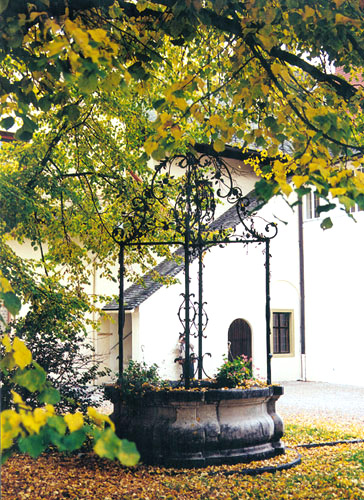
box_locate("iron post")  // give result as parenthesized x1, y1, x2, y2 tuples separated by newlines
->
(265, 239, 272, 385)
(118, 242, 125, 383)
(197, 243, 203, 379)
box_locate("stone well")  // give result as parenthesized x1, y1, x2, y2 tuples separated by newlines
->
(107, 385, 285, 467)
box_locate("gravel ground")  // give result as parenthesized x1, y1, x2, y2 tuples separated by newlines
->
(276, 381, 364, 424)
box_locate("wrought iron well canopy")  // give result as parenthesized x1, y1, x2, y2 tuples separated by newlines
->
(112, 152, 278, 389)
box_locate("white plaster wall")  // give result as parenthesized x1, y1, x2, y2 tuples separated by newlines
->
(97, 311, 133, 381)
(264, 196, 302, 382)
(137, 278, 185, 380)
(303, 210, 364, 386)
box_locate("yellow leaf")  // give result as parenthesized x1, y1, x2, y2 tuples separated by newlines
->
(271, 62, 282, 76)
(44, 18, 61, 34)
(93, 435, 108, 457)
(33, 408, 47, 427)
(160, 112, 172, 124)
(174, 97, 187, 111)
(29, 11, 46, 21)
(330, 187, 346, 196)
(136, 0, 148, 12)
(64, 18, 77, 33)
(278, 180, 293, 196)
(171, 126, 183, 141)
(47, 40, 68, 57)
(68, 51, 80, 72)
(303, 5, 315, 20)
(0, 276, 13, 293)
(213, 139, 225, 153)
(12, 337, 32, 369)
(1, 410, 22, 450)
(88, 28, 107, 43)
(209, 115, 221, 127)
(64, 412, 84, 432)
(44, 404, 55, 416)
(292, 175, 309, 188)
(1, 334, 12, 352)
(144, 140, 159, 156)
(335, 14, 361, 27)
(11, 391, 24, 405)
(73, 28, 90, 48)
(87, 407, 115, 431)
(257, 34, 274, 51)
(22, 414, 43, 434)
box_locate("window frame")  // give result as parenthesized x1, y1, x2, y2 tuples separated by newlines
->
(305, 191, 321, 220)
(271, 310, 295, 358)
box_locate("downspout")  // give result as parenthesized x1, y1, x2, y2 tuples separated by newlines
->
(92, 263, 96, 365)
(298, 204, 307, 381)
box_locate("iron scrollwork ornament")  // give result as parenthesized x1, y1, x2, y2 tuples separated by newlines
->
(116, 152, 278, 388)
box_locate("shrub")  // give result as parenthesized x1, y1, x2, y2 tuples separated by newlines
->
(1, 316, 110, 414)
(215, 355, 254, 388)
(117, 360, 161, 402)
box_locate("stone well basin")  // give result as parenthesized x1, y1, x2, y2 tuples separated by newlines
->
(107, 385, 285, 467)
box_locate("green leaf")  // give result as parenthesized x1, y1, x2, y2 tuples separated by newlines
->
(338, 195, 355, 212)
(18, 434, 47, 458)
(1, 449, 12, 465)
(0, 0, 9, 14)
(152, 98, 165, 110)
(264, 116, 279, 132)
(13, 366, 47, 392)
(255, 178, 278, 201)
(128, 62, 147, 81)
(93, 427, 140, 465)
(38, 386, 61, 404)
(0, 116, 14, 130)
(320, 217, 333, 230)
(62, 429, 86, 451)
(38, 97, 51, 112)
(118, 439, 140, 466)
(151, 147, 166, 161)
(47, 416, 67, 435)
(15, 127, 33, 142)
(0, 291, 21, 316)
(0, 353, 15, 371)
(63, 104, 81, 122)
(78, 73, 98, 94)
(316, 203, 336, 215)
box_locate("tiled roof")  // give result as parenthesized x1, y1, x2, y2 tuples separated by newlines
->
(103, 188, 260, 311)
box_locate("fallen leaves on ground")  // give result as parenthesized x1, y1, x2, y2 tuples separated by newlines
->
(2, 417, 363, 500)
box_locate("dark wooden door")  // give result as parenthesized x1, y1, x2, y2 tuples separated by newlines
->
(228, 318, 252, 361)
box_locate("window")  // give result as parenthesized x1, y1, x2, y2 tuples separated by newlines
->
(350, 203, 364, 213)
(272, 312, 292, 355)
(305, 191, 320, 219)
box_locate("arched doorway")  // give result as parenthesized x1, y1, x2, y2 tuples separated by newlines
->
(228, 318, 252, 361)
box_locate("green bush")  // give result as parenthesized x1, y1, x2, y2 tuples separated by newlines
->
(118, 360, 161, 402)
(215, 355, 254, 388)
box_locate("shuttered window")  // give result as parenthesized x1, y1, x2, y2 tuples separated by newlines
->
(273, 312, 291, 354)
